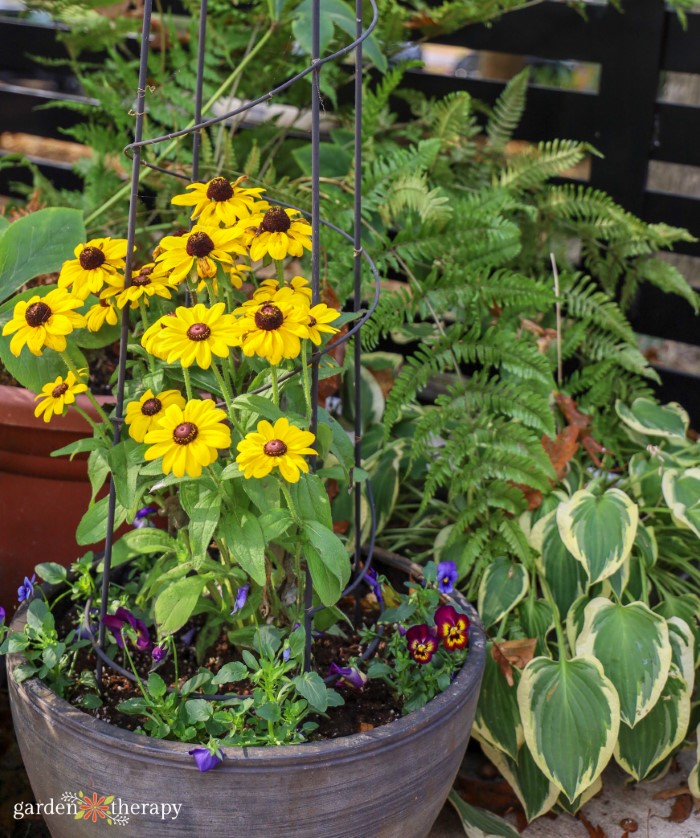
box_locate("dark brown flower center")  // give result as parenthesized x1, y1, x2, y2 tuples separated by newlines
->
(79, 246, 106, 270)
(141, 397, 162, 416)
(186, 231, 215, 258)
(173, 422, 198, 445)
(132, 267, 153, 287)
(187, 323, 211, 341)
(263, 439, 287, 457)
(308, 315, 317, 327)
(52, 383, 69, 398)
(99, 299, 111, 308)
(261, 206, 291, 234)
(25, 301, 52, 327)
(254, 304, 284, 331)
(206, 177, 234, 202)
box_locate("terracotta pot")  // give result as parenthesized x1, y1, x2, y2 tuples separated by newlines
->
(7, 557, 486, 838)
(0, 384, 113, 602)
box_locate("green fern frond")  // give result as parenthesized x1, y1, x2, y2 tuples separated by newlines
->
(486, 68, 530, 151)
(499, 140, 591, 191)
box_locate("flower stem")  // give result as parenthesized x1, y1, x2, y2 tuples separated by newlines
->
(211, 361, 234, 413)
(138, 301, 157, 374)
(73, 405, 110, 443)
(300, 341, 311, 423)
(59, 352, 111, 426)
(182, 365, 194, 402)
(275, 259, 286, 284)
(280, 481, 301, 527)
(271, 364, 279, 406)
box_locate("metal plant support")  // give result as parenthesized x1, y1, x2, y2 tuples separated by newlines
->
(90, 0, 382, 689)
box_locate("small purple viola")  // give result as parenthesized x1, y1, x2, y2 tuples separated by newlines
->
(282, 648, 291, 662)
(188, 746, 224, 772)
(17, 575, 36, 603)
(0, 606, 5, 624)
(152, 644, 167, 663)
(436, 561, 458, 594)
(364, 567, 383, 602)
(102, 607, 152, 652)
(181, 627, 196, 645)
(230, 584, 250, 615)
(133, 506, 157, 529)
(328, 662, 367, 690)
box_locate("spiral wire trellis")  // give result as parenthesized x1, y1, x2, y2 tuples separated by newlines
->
(90, 0, 384, 694)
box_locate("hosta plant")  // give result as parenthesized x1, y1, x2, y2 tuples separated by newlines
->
(471, 397, 700, 821)
(0, 177, 474, 759)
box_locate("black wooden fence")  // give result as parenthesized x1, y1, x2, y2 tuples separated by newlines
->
(1, 1, 699, 419)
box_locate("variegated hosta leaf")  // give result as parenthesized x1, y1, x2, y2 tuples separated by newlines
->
(614, 667, 691, 781)
(517, 656, 620, 803)
(616, 398, 689, 441)
(603, 556, 630, 600)
(478, 557, 529, 629)
(555, 775, 603, 815)
(634, 523, 658, 569)
(536, 514, 588, 618)
(667, 617, 695, 694)
(628, 452, 663, 506)
(480, 741, 559, 823)
(655, 594, 700, 669)
(688, 723, 700, 799)
(565, 595, 589, 652)
(575, 599, 672, 727)
(557, 488, 638, 584)
(518, 598, 554, 656)
(447, 791, 520, 838)
(473, 643, 523, 761)
(662, 468, 700, 539)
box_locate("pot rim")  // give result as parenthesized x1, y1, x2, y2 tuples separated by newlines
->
(7, 556, 486, 771)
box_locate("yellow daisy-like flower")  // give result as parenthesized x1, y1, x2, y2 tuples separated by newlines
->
(85, 298, 119, 332)
(171, 176, 269, 226)
(2, 288, 86, 357)
(236, 418, 316, 483)
(141, 314, 172, 360)
(103, 264, 179, 309)
(124, 388, 186, 443)
(232, 299, 310, 366)
(148, 302, 239, 369)
(305, 303, 341, 345)
(245, 276, 312, 309)
(33, 369, 88, 423)
(144, 399, 231, 478)
(234, 206, 312, 263)
(57, 237, 129, 300)
(154, 225, 247, 284)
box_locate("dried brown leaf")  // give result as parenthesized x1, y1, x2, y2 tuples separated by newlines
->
(668, 794, 693, 823)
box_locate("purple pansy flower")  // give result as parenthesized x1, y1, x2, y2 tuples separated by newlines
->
(328, 662, 368, 690)
(436, 561, 458, 594)
(230, 584, 250, 615)
(17, 575, 36, 603)
(102, 607, 152, 652)
(406, 624, 438, 665)
(188, 747, 224, 772)
(133, 506, 157, 529)
(364, 567, 383, 602)
(152, 645, 167, 663)
(0, 606, 5, 624)
(283, 648, 291, 662)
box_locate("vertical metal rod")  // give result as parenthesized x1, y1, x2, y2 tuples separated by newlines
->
(191, 0, 208, 184)
(303, 0, 321, 673)
(353, 0, 364, 594)
(96, 0, 153, 685)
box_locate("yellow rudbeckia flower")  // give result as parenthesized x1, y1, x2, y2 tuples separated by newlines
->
(144, 399, 231, 478)
(33, 370, 88, 423)
(234, 206, 312, 263)
(244, 276, 312, 310)
(2, 288, 86, 357)
(171, 176, 268, 226)
(305, 303, 341, 345)
(232, 299, 309, 365)
(104, 264, 179, 309)
(236, 417, 316, 483)
(125, 388, 186, 443)
(85, 299, 119, 332)
(149, 302, 239, 369)
(57, 237, 129, 300)
(154, 225, 247, 284)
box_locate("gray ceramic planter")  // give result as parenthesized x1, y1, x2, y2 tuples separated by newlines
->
(8, 558, 486, 838)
